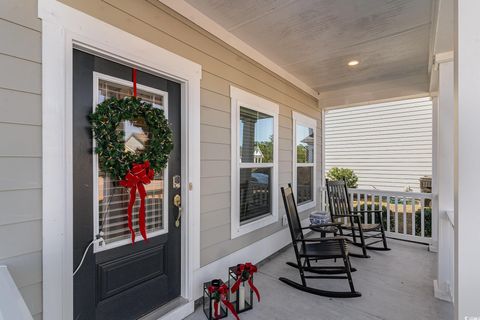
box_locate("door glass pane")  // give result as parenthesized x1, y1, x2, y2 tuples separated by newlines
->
(297, 166, 313, 205)
(97, 79, 166, 245)
(240, 107, 274, 163)
(239, 167, 272, 223)
(296, 124, 314, 163)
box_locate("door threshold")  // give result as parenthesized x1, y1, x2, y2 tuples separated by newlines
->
(139, 297, 193, 320)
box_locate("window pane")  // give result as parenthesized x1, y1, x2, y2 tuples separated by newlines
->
(240, 167, 272, 223)
(240, 107, 274, 163)
(296, 124, 314, 163)
(98, 172, 164, 244)
(97, 79, 165, 245)
(297, 166, 313, 205)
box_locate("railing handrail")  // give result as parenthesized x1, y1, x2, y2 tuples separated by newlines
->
(348, 188, 433, 199)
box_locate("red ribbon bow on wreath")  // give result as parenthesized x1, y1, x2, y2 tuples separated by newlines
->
(119, 160, 155, 243)
(208, 283, 239, 320)
(231, 262, 260, 303)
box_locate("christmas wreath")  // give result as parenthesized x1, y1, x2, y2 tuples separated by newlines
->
(90, 96, 173, 180)
(90, 96, 173, 243)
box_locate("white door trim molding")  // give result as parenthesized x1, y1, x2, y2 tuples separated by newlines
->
(39, 1, 201, 319)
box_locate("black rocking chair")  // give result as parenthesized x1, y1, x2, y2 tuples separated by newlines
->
(279, 186, 361, 298)
(326, 179, 390, 258)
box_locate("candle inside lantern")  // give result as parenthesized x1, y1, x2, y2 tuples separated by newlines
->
(211, 299, 216, 316)
(210, 279, 221, 317)
(239, 282, 245, 310)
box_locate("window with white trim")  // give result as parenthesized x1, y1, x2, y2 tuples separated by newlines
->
(231, 86, 279, 238)
(292, 111, 317, 211)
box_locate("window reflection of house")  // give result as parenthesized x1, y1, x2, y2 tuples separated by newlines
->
(300, 133, 314, 163)
(253, 145, 264, 163)
(125, 132, 148, 153)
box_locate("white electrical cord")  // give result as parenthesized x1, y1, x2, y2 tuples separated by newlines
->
(73, 232, 104, 276)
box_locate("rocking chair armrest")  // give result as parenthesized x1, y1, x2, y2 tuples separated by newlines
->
(298, 236, 347, 243)
(331, 213, 362, 218)
(352, 209, 383, 214)
(301, 222, 342, 230)
(353, 209, 384, 219)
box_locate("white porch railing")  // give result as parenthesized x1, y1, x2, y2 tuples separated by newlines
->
(321, 187, 436, 245)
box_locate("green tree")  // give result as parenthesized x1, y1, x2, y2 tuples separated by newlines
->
(327, 167, 358, 188)
(257, 135, 273, 162)
(296, 145, 307, 163)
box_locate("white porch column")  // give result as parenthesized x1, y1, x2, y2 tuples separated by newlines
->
(433, 58, 455, 302)
(455, 1, 480, 318)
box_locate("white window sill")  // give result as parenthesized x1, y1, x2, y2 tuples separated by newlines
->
(297, 200, 317, 213)
(231, 213, 277, 239)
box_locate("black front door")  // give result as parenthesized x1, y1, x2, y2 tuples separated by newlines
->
(72, 49, 182, 320)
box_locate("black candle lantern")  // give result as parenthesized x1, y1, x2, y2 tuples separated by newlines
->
(203, 279, 227, 319)
(228, 264, 257, 313)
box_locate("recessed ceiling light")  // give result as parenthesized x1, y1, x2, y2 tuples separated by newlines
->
(348, 60, 359, 66)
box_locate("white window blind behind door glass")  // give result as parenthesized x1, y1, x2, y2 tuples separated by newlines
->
(95, 78, 168, 248)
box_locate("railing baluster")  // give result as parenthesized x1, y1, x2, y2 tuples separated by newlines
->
(363, 193, 367, 223)
(395, 197, 399, 233)
(421, 198, 425, 238)
(356, 192, 360, 211)
(349, 192, 354, 225)
(372, 194, 376, 224)
(386, 196, 390, 232)
(411, 198, 416, 236)
(403, 196, 407, 234)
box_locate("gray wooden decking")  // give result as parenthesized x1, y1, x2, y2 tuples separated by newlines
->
(186, 239, 453, 320)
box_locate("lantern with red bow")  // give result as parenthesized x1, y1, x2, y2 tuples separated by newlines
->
(203, 279, 239, 320)
(229, 263, 260, 313)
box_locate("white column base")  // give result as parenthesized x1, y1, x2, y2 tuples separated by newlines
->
(433, 279, 453, 303)
(429, 241, 439, 253)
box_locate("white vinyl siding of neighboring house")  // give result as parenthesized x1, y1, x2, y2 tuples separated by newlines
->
(0, 0, 43, 319)
(325, 98, 432, 192)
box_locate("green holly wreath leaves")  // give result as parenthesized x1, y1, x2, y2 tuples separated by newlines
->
(90, 96, 173, 180)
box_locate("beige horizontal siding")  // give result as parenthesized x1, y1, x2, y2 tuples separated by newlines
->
(325, 99, 432, 191)
(0, 19, 41, 63)
(0, 88, 41, 125)
(0, 0, 42, 318)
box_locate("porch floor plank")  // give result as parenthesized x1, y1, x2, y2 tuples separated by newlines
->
(186, 239, 453, 320)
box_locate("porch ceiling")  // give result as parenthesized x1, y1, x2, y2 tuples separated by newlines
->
(184, 0, 434, 94)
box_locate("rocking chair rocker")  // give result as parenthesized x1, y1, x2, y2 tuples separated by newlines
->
(326, 179, 390, 258)
(279, 186, 361, 298)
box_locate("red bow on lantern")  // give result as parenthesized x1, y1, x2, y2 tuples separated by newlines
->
(119, 160, 155, 243)
(231, 262, 260, 303)
(208, 283, 239, 320)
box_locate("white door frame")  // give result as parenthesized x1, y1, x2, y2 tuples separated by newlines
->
(38, 1, 201, 319)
